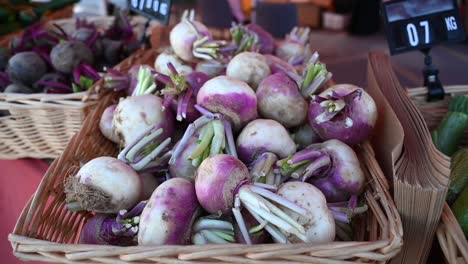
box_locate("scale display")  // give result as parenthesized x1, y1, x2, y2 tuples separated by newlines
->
(129, 0, 172, 25)
(382, 0, 465, 54)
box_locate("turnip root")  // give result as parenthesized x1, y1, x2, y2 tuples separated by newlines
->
(277, 139, 365, 202)
(195, 154, 309, 244)
(236, 119, 296, 165)
(276, 27, 311, 64)
(154, 51, 193, 76)
(99, 104, 119, 143)
(64, 157, 142, 213)
(6, 51, 47, 86)
(170, 9, 226, 62)
(256, 72, 308, 128)
(192, 217, 235, 244)
(50, 41, 94, 74)
(79, 201, 147, 246)
(245, 24, 275, 54)
(138, 178, 200, 245)
(226, 52, 270, 90)
(277, 182, 335, 243)
(113, 94, 174, 147)
(308, 84, 377, 145)
(197, 75, 257, 131)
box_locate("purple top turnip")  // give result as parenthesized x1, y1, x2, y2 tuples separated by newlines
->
(195, 60, 225, 78)
(195, 154, 310, 244)
(169, 9, 226, 62)
(6, 51, 47, 86)
(169, 134, 199, 179)
(291, 123, 322, 149)
(197, 75, 257, 131)
(79, 201, 147, 246)
(256, 72, 308, 128)
(229, 24, 275, 55)
(138, 178, 200, 245)
(113, 94, 174, 147)
(236, 119, 296, 165)
(277, 139, 365, 202)
(64, 157, 142, 213)
(226, 52, 270, 90)
(276, 27, 311, 64)
(50, 41, 94, 74)
(308, 84, 377, 145)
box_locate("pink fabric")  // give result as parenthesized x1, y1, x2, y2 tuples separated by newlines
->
(228, 0, 246, 22)
(0, 159, 49, 264)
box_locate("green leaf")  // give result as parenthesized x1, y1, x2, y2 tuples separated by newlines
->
(79, 76, 95, 90)
(72, 83, 81, 93)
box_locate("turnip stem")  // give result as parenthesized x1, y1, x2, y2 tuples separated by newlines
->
(291, 166, 307, 179)
(169, 115, 211, 164)
(190, 123, 214, 160)
(302, 155, 331, 181)
(288, 149, 323, 164)
(240, 192, 294, 232)
(125, 128, 163, 163)
(249, 220, 268, 233)
(247, 209, 289, 244)
(266, 170, 275, 185)
(194, 104, 216, 119)
(303, 74, 326, 97)
(176, 97, 183, 121)
(167, 62, 178, 76)
(200, 230, 230, 244)
(253, 182, 277, 191)
(132, 137, 171, 171)
(330, 209, 350, 223)
(193, 219, 233, 232)
(211, 230, 235, 242)
(232, 205, 252, 245)
(240, 188, 305, 234)
(329, 204, 368, 215)
(210, 120, 225, 155)
(125, 201, 147, 218)
(251, 152, 277, 179)
(181, 87, 192, 119)
(222, 118, 237, 158)
(248, 185, 307, 215)
(192, 233, 208, 245)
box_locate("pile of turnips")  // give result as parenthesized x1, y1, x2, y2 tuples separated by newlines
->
(67, 11, 377, 246)
(0, 11, 140, 95)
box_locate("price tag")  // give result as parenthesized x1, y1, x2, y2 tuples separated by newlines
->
(129, 0, 172, 25)
(381, 0, 466, 54)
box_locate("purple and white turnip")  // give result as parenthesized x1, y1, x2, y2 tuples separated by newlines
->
(308, 84, 377, 145)
(226, 52, 270, 90)
(138, 178, 200, 245)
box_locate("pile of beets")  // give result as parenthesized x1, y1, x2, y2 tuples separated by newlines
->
(66, 10, 378, 246)
(0, 11, 140, 94)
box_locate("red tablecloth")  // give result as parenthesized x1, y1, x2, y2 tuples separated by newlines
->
(0, 159, 49, 264)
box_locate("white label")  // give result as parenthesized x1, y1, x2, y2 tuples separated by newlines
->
(153, 0, 160, 12)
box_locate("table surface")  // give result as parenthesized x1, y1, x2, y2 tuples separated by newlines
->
(1, 159, 48, 264)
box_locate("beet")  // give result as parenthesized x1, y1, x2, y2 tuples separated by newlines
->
(50, 41, 94, 74)
(6, 52, 47, 86)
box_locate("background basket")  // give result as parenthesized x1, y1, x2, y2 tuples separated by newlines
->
(8, 47, 402, 263)
(0, 15, 150, 159)
(408, 85, 468, 264)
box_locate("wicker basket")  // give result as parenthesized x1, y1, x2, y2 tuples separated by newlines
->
(0, 16, 149, 159)
(8, 49, 402, 263)
(408, 85, 468, 264)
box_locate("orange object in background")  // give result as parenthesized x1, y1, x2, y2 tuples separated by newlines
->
(242, 0, 253, 18)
